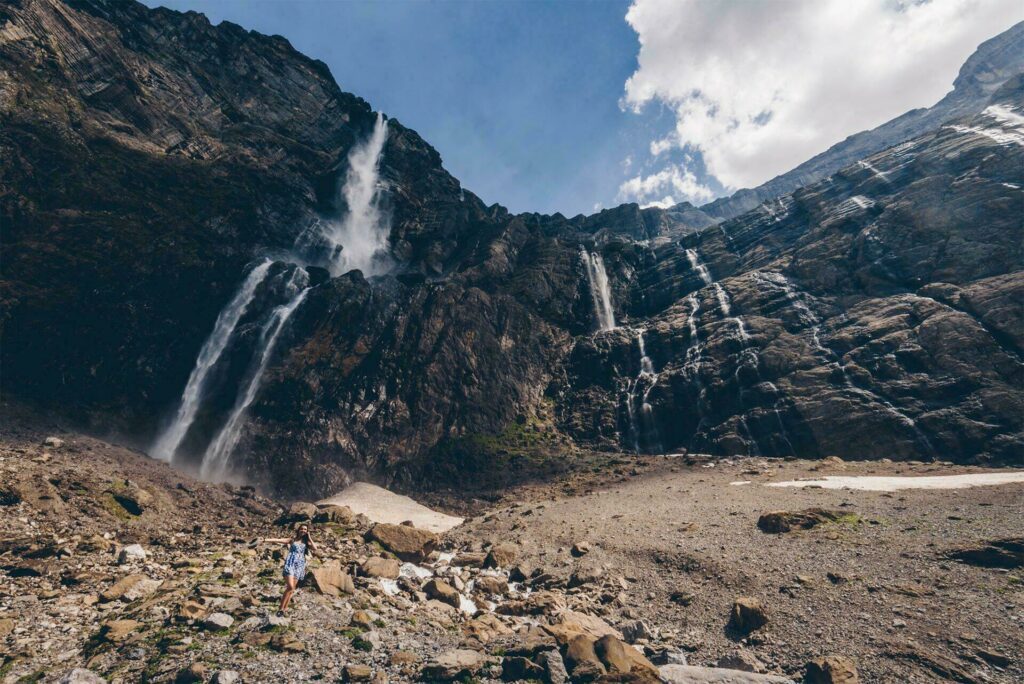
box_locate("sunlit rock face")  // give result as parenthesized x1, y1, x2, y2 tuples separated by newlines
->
(2, 1, 1021, 496)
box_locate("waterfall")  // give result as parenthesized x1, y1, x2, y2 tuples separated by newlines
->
(685, 248, 713, 286)
(624, 329, 662, 453)
(200, 267, 310, 481)
(581, 249, 616, 331)
(150, 259, 273, 463)
(323, 113, 390, 276)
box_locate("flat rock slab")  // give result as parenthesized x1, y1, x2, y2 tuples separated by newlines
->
(766, 472, 1024, 491)
(319, 482, 463, 533)
(660, 665, 796, 684)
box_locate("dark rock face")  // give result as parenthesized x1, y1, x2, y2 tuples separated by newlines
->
(1, 0, 1022, 496)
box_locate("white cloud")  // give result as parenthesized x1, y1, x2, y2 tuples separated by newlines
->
(618, 164, 715, 207)
(622, 0, 1024, 192)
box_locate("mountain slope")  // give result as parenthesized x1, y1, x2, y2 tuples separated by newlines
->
(698, 21, 1024, 222)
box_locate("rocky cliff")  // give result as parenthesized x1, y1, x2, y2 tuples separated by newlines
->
(2, 0, 1022, 497)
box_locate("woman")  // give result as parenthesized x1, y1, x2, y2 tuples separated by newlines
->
(262, 524, 318, 615)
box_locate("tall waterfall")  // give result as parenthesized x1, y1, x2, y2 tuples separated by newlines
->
(685, 248, 713, 285)
(581, 249, 616, 331)
(624, 329, 662, 453)
(200, 267, 310, 481)
(325, 113, 390, 276)
(150, 259, 273, 463)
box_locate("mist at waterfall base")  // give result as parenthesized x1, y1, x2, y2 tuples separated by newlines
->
(149, 115, 391, 483)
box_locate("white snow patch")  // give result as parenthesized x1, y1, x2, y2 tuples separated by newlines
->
(730, 481, 752, 486)
(767, 472, 1024, 492)
(318, 482, 463, 533)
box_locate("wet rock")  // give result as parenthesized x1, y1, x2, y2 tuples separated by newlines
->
(361, 556, 400, 578)
(309, 559, 356, 596)
(484, 542, 518, 568)
(58, 669, 106, 684)
(424, 578, 461, 608)
(117, 544, 147, 564)
(729, 598, 769, 634)
(805, 656, 859, 684)
(366, 523, 438, 562)
(757, 509, 845, 534)
(202, 612, 234, 631)
(421, 649, 489, 680)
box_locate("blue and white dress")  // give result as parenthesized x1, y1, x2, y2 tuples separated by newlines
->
(282, 540, 308, 580)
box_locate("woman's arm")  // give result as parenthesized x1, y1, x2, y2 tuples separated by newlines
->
(260, 537, 291, 544)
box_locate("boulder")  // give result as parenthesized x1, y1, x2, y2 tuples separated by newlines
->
(571, 541, 592, 557)
(595, 635, 659, 678)
(101, 619, 141, 644)
(757, 509, 845, 534)
(58, 670, 106, 684)
(202, 612, 234, 631)
(43, 436, 65, 449)
(564, 634, 606, 680)
(315, 504, 355, 525)
(0, 618, 14, 637)
(117, 544, 147, 564)
(424, 578, 461, 608)
(805, 656, 859, 684)
(366, 523, 438, 561)
(538, 649, 569, 684)
(211, 672, 239, 684)
(463, 613, 512, 645)
(343, 664, 373, 682)
(361, 556, 400, 579)
(100, 574, 153, 602)
(659, 665, 796, 683)
(421, 649, 488, 680)
(483, 542, 519, 568)
(502, 656, 545, 681)
(717, 650, 767, 674)
(309, 560, 356, 596)
(729, 597, 769, 634)
(351, 610, 377, 629)
(283, 501, 318, 522)
(175, 663, 207, 683)
(453, 551, 488, 567)
(474, 575, 509, 595)
(270, 633, 305, 652)
(621, 619, 653, 643)
(110, 484, 153, 515)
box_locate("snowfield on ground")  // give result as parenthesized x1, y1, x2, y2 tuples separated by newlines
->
(766, 471, 1024, 491)
(318, 482, 464, 533)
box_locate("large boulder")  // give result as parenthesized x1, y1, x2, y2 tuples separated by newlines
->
(729, 597, 769, 634)
(101, 574, 160, 602)
(423, 578, 461, 609)
(805, 656, 859, 684)
(315, 504, 355, 525)
(484, 542, 518, 568)
(564, 634, 606, 681)
(366, 523, 438, 562)
(757, 509, 845, 534)
(595, 634, 659, 679)
(659, 665, 796, 683)
(421, 649, 489, 681)
(309, 560, 355, 596)
(360, 556, 401, 578)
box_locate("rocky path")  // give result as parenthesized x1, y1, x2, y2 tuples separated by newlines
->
(0, 413, 1021, 683)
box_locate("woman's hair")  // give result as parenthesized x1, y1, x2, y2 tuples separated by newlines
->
(294, 525, 310, 543)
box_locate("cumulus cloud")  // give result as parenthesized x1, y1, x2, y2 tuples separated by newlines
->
(620, 0, 1024, 195)
(617, 164, 715, 207)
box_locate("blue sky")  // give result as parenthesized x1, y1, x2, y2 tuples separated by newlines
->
(145, 0, 671, 216)
(144, 1, 1022, 217)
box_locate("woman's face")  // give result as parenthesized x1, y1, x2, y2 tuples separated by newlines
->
(298, 526, 308, 538)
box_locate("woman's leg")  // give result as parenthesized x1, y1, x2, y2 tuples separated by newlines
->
(279, 575, 298, 611)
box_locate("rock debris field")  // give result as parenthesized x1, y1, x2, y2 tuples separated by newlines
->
(1, 416, 1021, 683)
